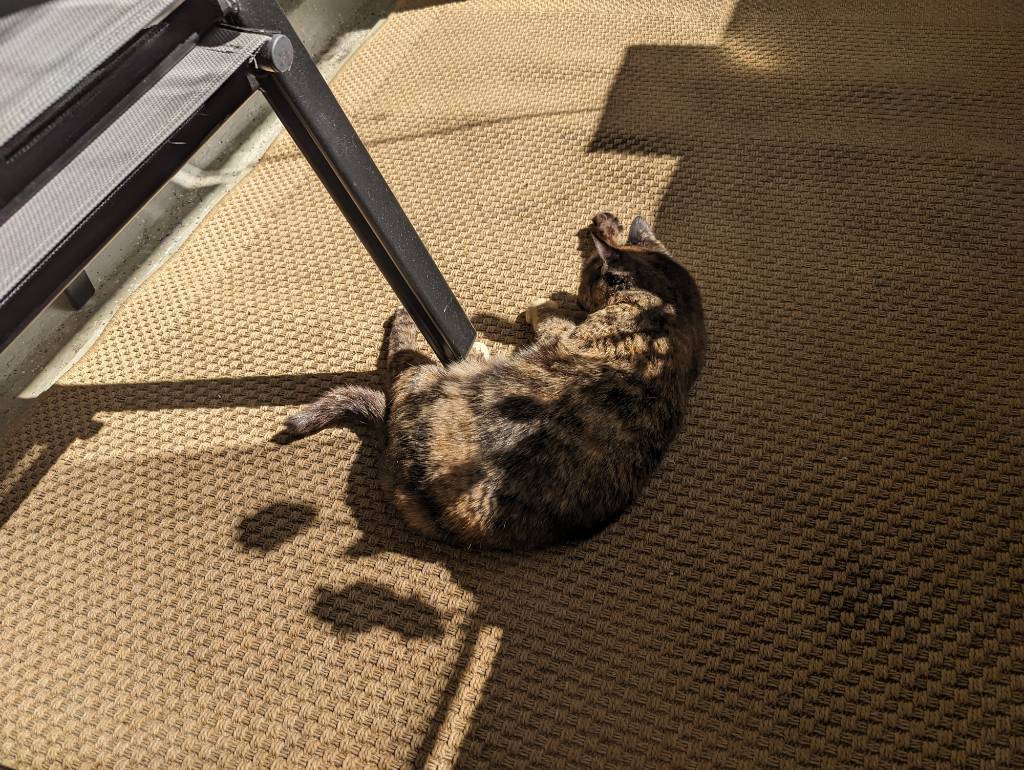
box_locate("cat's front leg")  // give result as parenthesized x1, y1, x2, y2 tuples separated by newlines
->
(592, 211, 625, 246)
(465, 340, 492, 361)
(525, 296, 585, 339)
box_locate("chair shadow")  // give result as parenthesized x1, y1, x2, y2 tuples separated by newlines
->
(237, 501, 318, 552)
(0, 370, 381, 530)
(312, 582, 445, 638)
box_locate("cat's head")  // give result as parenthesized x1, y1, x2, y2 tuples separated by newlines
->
(577, 215, 697, 314)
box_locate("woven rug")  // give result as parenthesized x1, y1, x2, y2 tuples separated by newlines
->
(2, 1, 1022, 766)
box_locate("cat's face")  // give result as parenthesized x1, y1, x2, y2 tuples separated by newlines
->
(577, 216, 671, 312)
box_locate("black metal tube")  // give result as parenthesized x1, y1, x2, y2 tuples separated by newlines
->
(232, 0, 475, 364)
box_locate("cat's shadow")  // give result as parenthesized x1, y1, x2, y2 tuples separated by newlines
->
(471, 290, 583, 349)
(469, 311, 526, 347)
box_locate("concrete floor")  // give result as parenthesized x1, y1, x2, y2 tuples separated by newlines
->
(0, 0, 393, 426)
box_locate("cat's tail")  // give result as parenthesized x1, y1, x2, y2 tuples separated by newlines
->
(282, 385, 386, 437)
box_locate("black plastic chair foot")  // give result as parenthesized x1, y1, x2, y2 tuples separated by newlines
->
(64, 271, 95, 310)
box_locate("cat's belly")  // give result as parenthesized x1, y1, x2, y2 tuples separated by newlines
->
(386, 357, 684, 548)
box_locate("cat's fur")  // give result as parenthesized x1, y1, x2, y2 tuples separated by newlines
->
(283, 212, 706, 549)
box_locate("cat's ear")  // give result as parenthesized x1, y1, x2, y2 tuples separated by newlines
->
(627, 216, 657, 245)
(591, 233, 617, 265)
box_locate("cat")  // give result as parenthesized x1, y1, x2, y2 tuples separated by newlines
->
(282, 212, 706, 550)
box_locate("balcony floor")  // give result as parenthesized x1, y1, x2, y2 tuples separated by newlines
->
(1, 1, 1022, 767)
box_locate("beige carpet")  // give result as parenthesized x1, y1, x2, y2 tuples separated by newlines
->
(2, 1, 1023, 767)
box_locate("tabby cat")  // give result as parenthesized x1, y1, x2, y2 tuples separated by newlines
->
(283, 212, 706, 549)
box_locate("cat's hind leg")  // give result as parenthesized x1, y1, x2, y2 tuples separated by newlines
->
(284, 308, 429, 438)
(390, 306, 491, 369)
(386, 308, 433, 385)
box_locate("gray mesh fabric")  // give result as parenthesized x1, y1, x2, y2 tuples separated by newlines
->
(0, 30, 266, 307)
(0, 0, 182, 148)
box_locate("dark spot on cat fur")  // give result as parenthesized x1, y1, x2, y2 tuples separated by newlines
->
(553, 404, 586, 435)
(495, 394, 545, 421)
(603, 386, 640, 422)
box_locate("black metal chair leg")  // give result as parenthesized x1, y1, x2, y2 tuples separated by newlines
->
(233, 0, 476, 365)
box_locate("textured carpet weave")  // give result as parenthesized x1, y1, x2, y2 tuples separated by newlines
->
(2, 1, 1022, 767)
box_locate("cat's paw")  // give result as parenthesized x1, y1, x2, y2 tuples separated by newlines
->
(390, 306, 413, 327)
(524, 296, 558, 329)
(592, 211, 624, 245)
(467, 340, 492, 361)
